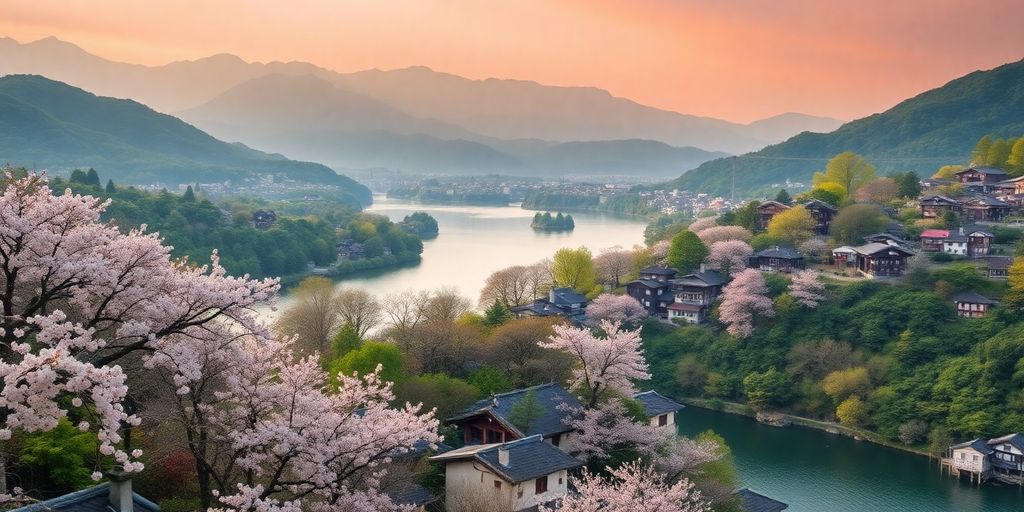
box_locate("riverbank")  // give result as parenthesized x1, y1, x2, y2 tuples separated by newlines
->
(679, 397, 935, 459)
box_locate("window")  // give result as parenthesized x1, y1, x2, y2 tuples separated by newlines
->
(494, 480, 502, 489)
(469, 427, 483, 444)
(487, 429, 503, 444)
(535, 476, 549, 494)
(551, 433, 561, 447)
(658, 414, 668, 427)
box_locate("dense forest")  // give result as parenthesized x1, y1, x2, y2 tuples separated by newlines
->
(531, 211, 575, 231)
(57, 170, 424, 279)
(523, 191, 657, 216)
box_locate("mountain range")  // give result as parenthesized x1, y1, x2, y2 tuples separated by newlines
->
(667, 58, 1024, 197)
(0, 36, 843, 177)
(0, 74, 371, 206)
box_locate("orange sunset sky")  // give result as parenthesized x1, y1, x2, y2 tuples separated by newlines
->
(2, 0, 1023, 123)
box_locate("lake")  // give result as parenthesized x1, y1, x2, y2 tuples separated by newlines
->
(678, 406, 1024, 512)
(333, 196, 649, 302)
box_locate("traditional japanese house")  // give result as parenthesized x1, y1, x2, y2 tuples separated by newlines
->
(510, 288, 587, 323)
(633, 390, 684, 430)
(947, 439, 993, 484)
(984, 256, 1013, 279)
(9, 470, 160, 512)
(952, 291, 997, 318)
(802, 199, 838, 235)
(959, 195, 1014, 222)
(919, 195, 960, 218)
(996, 176, 1024, 205)
(850, 243, 915, 277)
(756, 201, 790, 231)
(965, 227, 994, 257)
(955, 166, 1009, 192)
(667, 269, 727, 324)
(988, 433, 1024, 480)
(919, 229, 949, 252)
(748, 246, 804, 273)
(447, 383, 582, 449)
(626, 267, 678, 317)
(831, 246, 857, 268)
(863, 232, 911, 248)
(430, 435, 582, 512)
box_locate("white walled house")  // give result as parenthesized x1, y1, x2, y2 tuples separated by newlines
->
(950, 439, 993, 474)
(988, 433, 1024, 476)
(633, 390, 684, 430)
(430, 435, 582, 512)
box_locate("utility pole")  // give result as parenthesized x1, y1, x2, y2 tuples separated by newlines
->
(731, 156, 736, 204)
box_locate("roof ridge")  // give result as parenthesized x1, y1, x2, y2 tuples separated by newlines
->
(489, 382, 558, 399)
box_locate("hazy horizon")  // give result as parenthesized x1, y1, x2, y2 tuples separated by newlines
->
(3, 0, 1023, 124)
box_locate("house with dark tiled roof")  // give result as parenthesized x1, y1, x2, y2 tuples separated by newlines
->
(756, 201, 790, 231)
(430, 435, 583, 512)
(949, 438, 994, 476)
(801, 199, 837, 235)
(748, 246, 804, 273)
(626, 267, 678, 317)
(667, 269, 727, 324)
(510, 288, 587, 323)
(10, 470, 159, 512)
(953, 291, 998, 318)
(944, 433, 1024, 485)
(850, 243, 915, 277)
(447, 383, 582, 449)
(984, 256, 1013, 279)
(956, 166, 1009, 193)
(735, 488, 789, 512)
(919, 195, 960, 218)
(633, 390, 684, 430)
(959, 194, 1014, 222)
(863, 232, 911, 248)
(988, 433, 1024, 477)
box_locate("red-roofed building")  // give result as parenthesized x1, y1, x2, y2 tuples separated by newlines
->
(920, 229, 949, 252)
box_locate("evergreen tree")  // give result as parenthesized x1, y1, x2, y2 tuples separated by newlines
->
(666, 230, 709, 273)
(105, 179, 117, 194)
(84, 168, 101, 187)
(507, 390, 544, 433)
(69, 169, 87, 184)
(484, 300, 513, 326)
(972, 135, 993, 165)
(183, 185, 196, 202)
(774, 189, 792, 204)
(894, 171, 921, 198)
(330, 322, 362, 360)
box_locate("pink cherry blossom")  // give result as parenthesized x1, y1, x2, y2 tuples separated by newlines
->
(539, 321, 650, 408)
(696, 226, 752, 245)
(541, 461, 710, 512)
(789, 269, 826, 308)
(706, 240, 753, 276)
(718, 269, 775, 338)
(585, 294, 647, 327)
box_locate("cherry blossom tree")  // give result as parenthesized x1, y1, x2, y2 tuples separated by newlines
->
(705, 241, 753, 276)
(542, 461, 710, 512)
(585, 294, 647, 327)
(789, 270, 826, 308)
(687, 217, 719, 234)
(594, 249, 635, 288)
(718, 269, 775, 338)
(649, 240, 671, 266)
(539, 321, 650, 408)
(695, 226, 752, 246)
(0, 174, 439, 510)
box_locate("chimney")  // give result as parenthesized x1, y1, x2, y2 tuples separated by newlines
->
(498, 447, 510, 466)
(699, 263, 706, 273)
(106, 467, 134, 512)
(959, 226, 965, 236)
(549, 288, 556, 303)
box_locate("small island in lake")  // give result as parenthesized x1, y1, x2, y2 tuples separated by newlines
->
(399, 211, 439, 238)
(531, 211, 575, 231)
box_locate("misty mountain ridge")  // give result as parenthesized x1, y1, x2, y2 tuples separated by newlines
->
(668, 58, 1024, 197)
(0, 36, 843, 161)
(0, 74, 371, 205)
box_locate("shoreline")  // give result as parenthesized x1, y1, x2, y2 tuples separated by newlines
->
(678, 396, 935, 460)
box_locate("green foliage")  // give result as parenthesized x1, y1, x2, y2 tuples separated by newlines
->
(892, 171, 922, 198)
(551, 246, 598, 292)
(829, 204, 889, 245)
(396, 374, 481, 420)
(331, 341, 406, 386)
(507, 390, 545, 433)
(400, 211, 439, 237)
(483, 300, 513, 326)
(531, 211, 576, 231)
(468, 366, 514, 396)
(19, 419, 99, 490)
(774, 189, 792, 204)
(329, 323, 362, 359)
(742, 368, 790, 411)
(666, 230, 709, 273)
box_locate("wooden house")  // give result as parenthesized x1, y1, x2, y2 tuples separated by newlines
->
(919, 195, 960, 218)
(633, 390, 684, 431)
(863, 232, 911, 248)
(667, 270, 727, 324)
(430, 435, 582, 512)
(959, 195, 1014, 222)
(8, 470, 160, 512)
(510, 288, 587, 323)
(984, 256, 1013, 279)
(831, 246, 857, 268)
(948, 439, 993, 482)
(850, 243, 915, 277)
(965, 227, 994, 257)
(749, 246, 804, 273)
(953, 291, 997, 318)
(996, 176, 1024, 205)
(756, 201, 790, 231)
(626, 267, 678, 317)
(802, 199, 838, 235)
(988, 433, 1024, 479)
(955, 166, 1009, 192)
(447, 384, 582, 449)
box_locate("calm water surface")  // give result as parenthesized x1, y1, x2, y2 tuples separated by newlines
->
(678, 406, 1024, 512)
(335, 196, 648, 300)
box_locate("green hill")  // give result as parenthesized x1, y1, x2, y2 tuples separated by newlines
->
(0, 74, 371, 206)
(669, 59, 1024, 197)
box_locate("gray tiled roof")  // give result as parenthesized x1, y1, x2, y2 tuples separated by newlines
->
(736, 488, 789, 512)
(989, 433, 1024, 452)
(951, 438, 995, 455)
(953, 292, 997, 305)
(957, 166, 1008, 176)
(628, 279, 672, 289)
(448, 383, 583, 438)
(639, 267, 677, 276)
(385, 482, 438, 507)
(851, 242, 915, 256)
(432, 435, 583, 484)
(673, 270, 727, 287)
(752, 247, 803, 260)
(550, 288, 587, 306)
(633, 390, 684, 417)
(11, 483, 160, 512)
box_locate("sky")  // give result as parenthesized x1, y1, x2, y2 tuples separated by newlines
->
(1, 0, 1023, 123)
